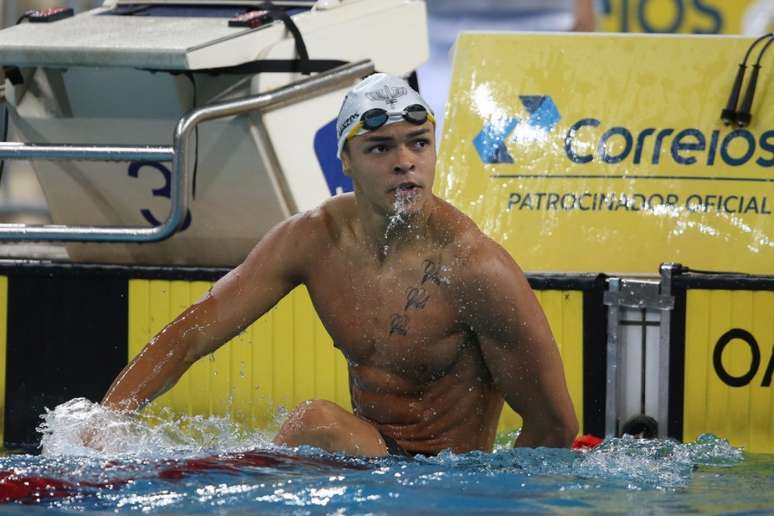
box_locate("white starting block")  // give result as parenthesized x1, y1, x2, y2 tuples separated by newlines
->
(0, 0, 428, 265)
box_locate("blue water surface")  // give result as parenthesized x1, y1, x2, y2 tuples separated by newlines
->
(0, 399, 771, 514)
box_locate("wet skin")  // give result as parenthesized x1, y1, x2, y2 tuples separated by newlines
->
(102, 120, 578, 455)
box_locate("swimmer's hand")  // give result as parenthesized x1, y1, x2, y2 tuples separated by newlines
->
(79, 425, 101, 451)
(38, 398, 139, 455)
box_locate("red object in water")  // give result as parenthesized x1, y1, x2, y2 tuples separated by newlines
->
(158, 451, 285, 480)
(0, 450, 367, 503)
(572, 434, 603, 450)
(0, 470, 79, 503)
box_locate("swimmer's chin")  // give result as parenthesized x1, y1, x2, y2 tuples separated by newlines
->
(388, 197, 423, 218)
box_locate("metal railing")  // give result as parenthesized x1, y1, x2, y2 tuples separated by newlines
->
(0, 59, 374, 242)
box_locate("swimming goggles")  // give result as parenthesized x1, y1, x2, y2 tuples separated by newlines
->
(346, 104, 435, 141)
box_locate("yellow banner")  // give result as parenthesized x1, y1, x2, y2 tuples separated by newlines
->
(598, 0, 763, 34)
(683, 289, 774, 453)
(438, 33, 773, 274)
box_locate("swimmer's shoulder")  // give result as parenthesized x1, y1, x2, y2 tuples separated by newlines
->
(432, 198, 522, 281)
(240, 195, 355, 283)
(432, 198, 495, 255)
(283, 193, 356, 246)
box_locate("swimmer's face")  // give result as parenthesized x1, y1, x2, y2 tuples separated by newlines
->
(341, 120, 436, 216)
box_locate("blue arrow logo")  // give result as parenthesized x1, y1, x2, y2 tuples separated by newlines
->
(473, 96, 561, 164)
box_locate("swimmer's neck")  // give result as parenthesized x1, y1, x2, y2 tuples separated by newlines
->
(354, 195, 438, 261)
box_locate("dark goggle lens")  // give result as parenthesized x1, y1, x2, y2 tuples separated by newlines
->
(361, 109, 389, 130)
(403, 104, 429, 124)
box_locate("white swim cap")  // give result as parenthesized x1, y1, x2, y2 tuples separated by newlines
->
(335, 73, 434, 159)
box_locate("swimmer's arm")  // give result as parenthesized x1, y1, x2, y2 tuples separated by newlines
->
(102, 214, 311, 412)
(462, 242, 578, 448)
(572, 0, 595, 32)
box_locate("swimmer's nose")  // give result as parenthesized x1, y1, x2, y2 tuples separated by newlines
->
(393, 146, 415, 174)
(393, 161, 414, 174)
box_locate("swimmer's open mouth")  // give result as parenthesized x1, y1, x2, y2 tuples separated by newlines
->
(391, 182, 421, 194)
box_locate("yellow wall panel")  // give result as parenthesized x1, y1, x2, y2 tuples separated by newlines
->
(294, 291, 316, 404)
(229, 325, 253, 426)
(684, 290, 774, 453)
(683, 291, 709, 434)
(708, 291, 732, 440)
(750, 291, 774, 452)
(252, 307, 274, 427)
(272, 295, 294, 411)
(0, 276, 7, 445)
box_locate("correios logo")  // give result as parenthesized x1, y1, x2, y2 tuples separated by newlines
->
(474, 97, 774, 168)
(565, 119, 774, 168)
(473, 96, 561, 164)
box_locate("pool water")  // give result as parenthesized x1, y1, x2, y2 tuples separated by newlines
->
(0, 399, 771, 513)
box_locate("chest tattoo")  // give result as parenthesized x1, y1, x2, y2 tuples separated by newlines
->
(422, 259, 444, 286)
(388, 258, 443, 337)
(389, 313, 409, 336)
(404, 287, 430, 311)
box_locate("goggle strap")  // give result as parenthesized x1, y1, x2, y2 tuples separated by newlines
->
(346, 122, 364, 142)
(345, 106, 434, 142)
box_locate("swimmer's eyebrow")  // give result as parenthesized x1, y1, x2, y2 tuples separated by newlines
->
(405, 128, 431, 138)
(363, 128, 431, 142)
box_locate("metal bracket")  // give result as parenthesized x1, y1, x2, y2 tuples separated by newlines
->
(603, 265, 680, 438)
(0, 59, 374, 242)
(603, 278, 674, 311)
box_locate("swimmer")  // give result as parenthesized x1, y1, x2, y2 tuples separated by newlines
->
(100, 73, 578, 457)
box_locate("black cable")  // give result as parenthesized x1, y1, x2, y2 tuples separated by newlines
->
(744, 32, 772, 64)
(736, 34, 773, 127)
(182, 73, 200, 200)
(721, 32, 772, 125)
(682, 266, 753, 276)
(193, 86, 199, 200)
(754, 33, 774, 66)
(257, 2, 312, 74)
(15, 12, 32, 25)
(0, 104, 8, 185)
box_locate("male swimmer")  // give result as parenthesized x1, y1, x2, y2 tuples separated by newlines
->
(101, 74, 578, 456)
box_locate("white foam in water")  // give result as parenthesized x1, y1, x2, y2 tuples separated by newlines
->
(414, 433, 744, 490)
(574, 434, 743, 487)
(37, 398, 275, 458)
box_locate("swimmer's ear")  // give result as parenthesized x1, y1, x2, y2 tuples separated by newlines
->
(341, 148, 352, 176)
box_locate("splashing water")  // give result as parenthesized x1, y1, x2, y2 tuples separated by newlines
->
(37, 398, 274, 458)
(574, 433, 742, 487)
(382, 191, 414, 255)
(0, 399, 768, 513)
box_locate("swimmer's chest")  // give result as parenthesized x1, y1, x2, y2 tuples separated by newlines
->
(306, 251, 469, 375)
